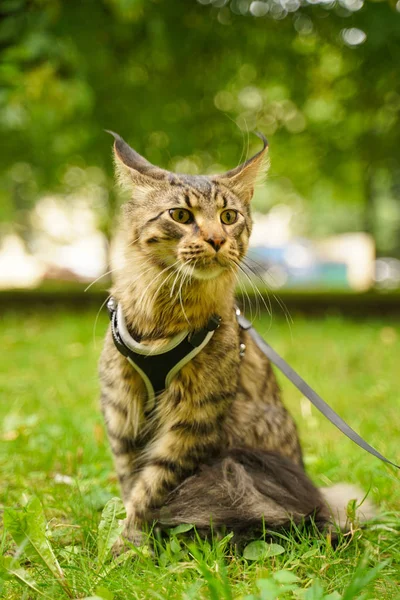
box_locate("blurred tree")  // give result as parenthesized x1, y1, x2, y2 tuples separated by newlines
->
(0, 0, 399, 253)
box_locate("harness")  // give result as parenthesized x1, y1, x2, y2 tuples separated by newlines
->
(107, 296, 399, 470)
(107, 297, 221, 413)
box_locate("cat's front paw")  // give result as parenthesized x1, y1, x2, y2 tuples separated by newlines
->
(111, 519, 148, 557)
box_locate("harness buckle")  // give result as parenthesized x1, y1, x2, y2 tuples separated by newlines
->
(107, 296, 117, 318)
(207, 314, 222, 331)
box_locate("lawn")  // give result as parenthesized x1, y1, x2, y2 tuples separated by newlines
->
(0, 305, 399, 599)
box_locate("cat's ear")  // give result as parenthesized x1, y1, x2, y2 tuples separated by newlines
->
(215, 133, 269, 203)
(106, 130, 168, 191)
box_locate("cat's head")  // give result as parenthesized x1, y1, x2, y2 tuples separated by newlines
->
(110, 131, 268, 283)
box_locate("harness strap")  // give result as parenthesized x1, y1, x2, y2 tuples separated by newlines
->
(237, 312, 400, 470)
(107, 297, 221, 413)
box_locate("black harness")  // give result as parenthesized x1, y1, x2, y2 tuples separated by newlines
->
(107, 297, 221, 413)
(108, 297, 399, 470)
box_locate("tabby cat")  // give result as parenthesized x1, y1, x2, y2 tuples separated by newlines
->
(99, 132, 372, 548)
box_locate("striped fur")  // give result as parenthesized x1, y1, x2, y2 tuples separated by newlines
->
(99, 134, 364, 550)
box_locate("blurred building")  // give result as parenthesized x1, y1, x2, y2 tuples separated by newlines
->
(0, 199, 396, 292)
(248, 211, 375, 291)
(0, 196, 107, 290)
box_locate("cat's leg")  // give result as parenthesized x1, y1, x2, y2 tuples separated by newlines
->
(106, 429, 141, 503)
(99, 339, 149, 502)
(100, 390, 144, 503)
(101, 396, 149, 552)
(120, 421, 222, 544)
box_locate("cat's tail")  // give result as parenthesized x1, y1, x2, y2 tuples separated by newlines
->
(153, 449, 374, 540)
(320, 483, 376, 529)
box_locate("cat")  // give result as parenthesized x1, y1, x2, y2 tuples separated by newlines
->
(99, 132, 374, 549)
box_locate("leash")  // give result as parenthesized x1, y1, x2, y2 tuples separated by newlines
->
(107, 297, 399, 469)
(237, 310, 400, 470)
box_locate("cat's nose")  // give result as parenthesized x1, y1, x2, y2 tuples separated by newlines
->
(206, 236, 226, 252)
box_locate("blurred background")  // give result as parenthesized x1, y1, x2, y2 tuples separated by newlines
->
(1, 0, 400, 309)
(2, 7, 400, 592)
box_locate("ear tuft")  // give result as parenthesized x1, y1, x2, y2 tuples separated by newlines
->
(215, 132, 269, 203)
(106, 130, 168, 191)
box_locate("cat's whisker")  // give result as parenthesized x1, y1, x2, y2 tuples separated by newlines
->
(242, 260, 293, 338)
(232, 261, 256, 323)
(178, 266, 192, 326)
(272, 292, 294, 339)
(238, 262, 273, 330)
(242, 256, 274, 318)
(235, 265, 256, 323)
(116, 257, 161, 296)
(230, 265, 249, 321)
(238, 262, 272, 319)
(244, 255, 283, 306)
(85, 268, 119, 292)
(170, 264, 184, 299)
(233, 261, 265, 324)
(126, 234, 143, 248)
(188, 260, 197, 286)
(125, 262, 163, 293)
(137, 260, 181, 309)
(93, 293, 112, 349)
(164, 260, 193, 323)
(239, 261, 266, 314)
(242, 256, 294, 334)
(126, 255, 167, 283)
(234, 270, 247, 317)
(240, 262, 272, 325)
(144, 260, 187, 314)
(171, 263, 186, 302)
(184, 260, 196, 286)
(229, 264, 243, 302)
(230, 252, 261, 320)
(145, 267, 179, 313)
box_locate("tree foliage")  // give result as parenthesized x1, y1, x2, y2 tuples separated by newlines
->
(0, 0, 399, 251)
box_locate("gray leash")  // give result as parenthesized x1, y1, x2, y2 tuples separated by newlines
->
(237, 312, 400, 470)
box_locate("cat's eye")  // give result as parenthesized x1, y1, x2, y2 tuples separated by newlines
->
(169, 208, 193, 224)
(220, 209, 238, 225)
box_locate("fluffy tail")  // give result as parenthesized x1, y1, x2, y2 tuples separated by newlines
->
(154, 449, 329, 539)
(153, 449, 374, 540)
(320, 484, 376, 529)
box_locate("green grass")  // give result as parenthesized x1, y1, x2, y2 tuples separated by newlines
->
(1, 307, 399, 599)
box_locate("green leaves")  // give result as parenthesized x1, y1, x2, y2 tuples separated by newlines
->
(243, 541, 285, 561)
(2, 495, 125, 597)
(3, 496, 73, 597)
(83, 585, 115, 600)
(169, 523, 194, 535)
(303, 579, 341, 600)
(97, 497, 126, 568)
(0, 556, 54, 600)
(243, 570, 301, 600)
